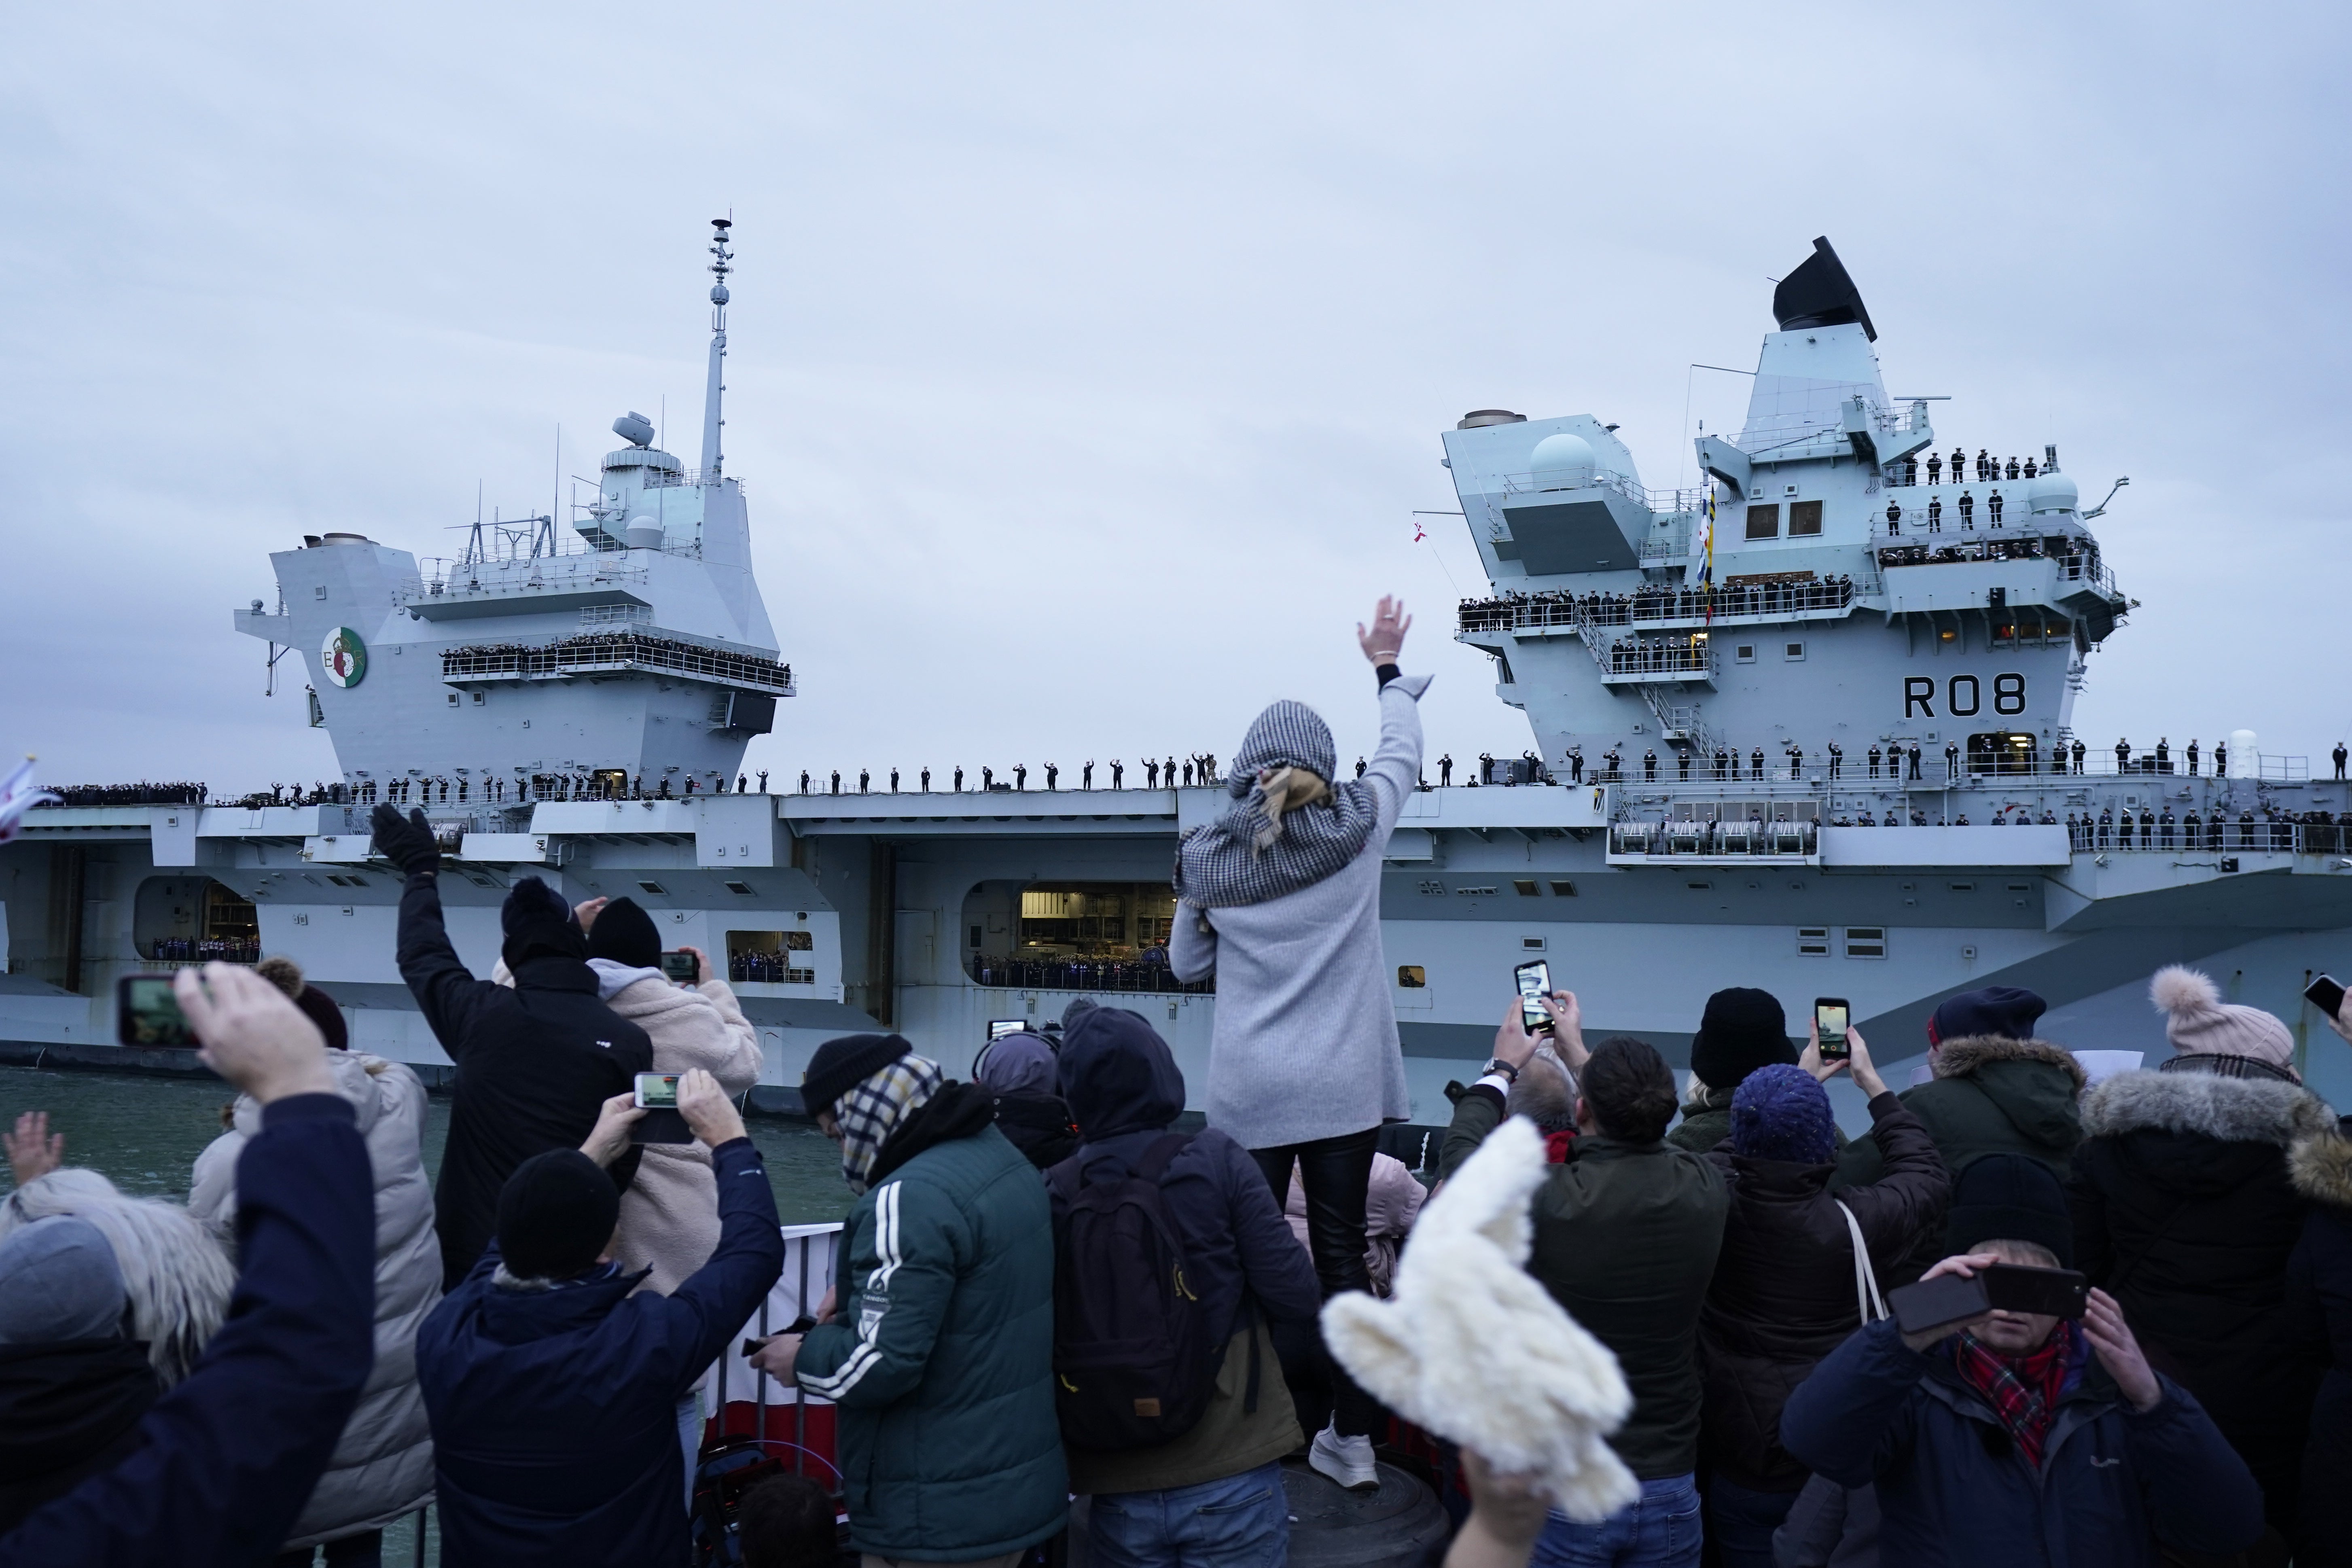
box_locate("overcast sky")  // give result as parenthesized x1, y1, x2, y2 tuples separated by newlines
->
(5, 3, 2347, 792)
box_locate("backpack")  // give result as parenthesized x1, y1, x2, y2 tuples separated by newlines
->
(1047, 1132, 1217, 1450)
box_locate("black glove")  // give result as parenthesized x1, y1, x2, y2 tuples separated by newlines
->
(371, 803, 441, 877)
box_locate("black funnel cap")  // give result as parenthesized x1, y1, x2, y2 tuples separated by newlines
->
(1772, 237, 1876, 341)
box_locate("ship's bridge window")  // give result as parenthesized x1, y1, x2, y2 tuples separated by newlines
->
(1744, 504, 1780, 540)
(1788, 500, 1824, 537)
(1967, 732, 2039, 776)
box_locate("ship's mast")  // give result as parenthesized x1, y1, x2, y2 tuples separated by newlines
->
(699, 217, 733, 481)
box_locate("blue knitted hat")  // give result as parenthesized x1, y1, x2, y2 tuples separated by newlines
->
(1729, 1062, 1835, 1164)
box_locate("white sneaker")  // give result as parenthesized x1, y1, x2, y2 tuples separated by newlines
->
(1308, 1420, 1379, 1491)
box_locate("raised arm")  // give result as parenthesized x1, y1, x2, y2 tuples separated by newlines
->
(375, 805, 492, 1055)
(1355, 596, 1428, 834)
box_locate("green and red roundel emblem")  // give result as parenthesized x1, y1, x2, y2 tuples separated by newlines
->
(321, 626, 368, 688)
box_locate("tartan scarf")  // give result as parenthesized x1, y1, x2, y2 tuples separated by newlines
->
(1953, 1320, 2079, 1468)
(835, 1053, 944, 1195)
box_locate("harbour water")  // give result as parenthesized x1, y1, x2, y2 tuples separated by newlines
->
(0, 1065, 854, 1225)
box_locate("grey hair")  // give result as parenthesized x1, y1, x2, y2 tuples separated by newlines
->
(0, 1168, 236, 1385)
(1508, 1047, 1579, 1134)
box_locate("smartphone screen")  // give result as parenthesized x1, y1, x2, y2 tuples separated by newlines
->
(1515, 960, 1553, 1032)
(2306, 974, 2346, 1019)
(634, 1073, 681, 1109)
(117, 975, 198, 1048)
(1815, 998, 1850, 1062)
(659, 951, 699, 984)
(987, 1019, 1027, 1043)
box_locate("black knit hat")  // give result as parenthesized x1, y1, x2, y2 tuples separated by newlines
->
(1945, 1153, 2074, 1267)
(586, 896, 662, 970)
(801, 1033, 912, 1120)
(496, 1149, 619, 1279)
(501, 876, 585, 968)
(1928, 985, 2047, 1047)
(1689, 987, 1795, 1090)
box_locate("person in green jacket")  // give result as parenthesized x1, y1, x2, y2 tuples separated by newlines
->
(752, 1034, 1066, 1567)
(1443, 991, 1729, 1567)
(1832, 987, 2083, 1283)
(1668, 988, 1799, 1153)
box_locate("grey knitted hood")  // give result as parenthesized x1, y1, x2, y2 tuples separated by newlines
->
(1175, 699, 1379, 907)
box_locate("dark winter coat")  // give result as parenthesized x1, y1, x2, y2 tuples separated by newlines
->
(1782, 1316, 2265, 1568)
(1835, 1035, 2083, 1282)
(0, 1095, 377, 1568)
(1442, 1084, 1729, 1480)
(1673, 1084, 1848, 1156)
(414, 1135, 783, 1568)
(2286, 1118, 2352, 1563)
(394, 869, 653, 1285)
(0, 1340, 157, 1535)
(1700, 1092, 1950, 1491)
(2069, 1068, 2336, 1529)
(795, 1099, 1068, 1561)
(991, 1091, 1080, 1170)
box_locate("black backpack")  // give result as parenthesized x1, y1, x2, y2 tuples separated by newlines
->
(1047, 1133, 1218, 1450)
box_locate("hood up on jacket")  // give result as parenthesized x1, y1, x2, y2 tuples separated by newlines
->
(1932, 1035, 2087, 1150)
(2080, 1068, 2337, 1150)
(1057, 1006, 1186, 1142)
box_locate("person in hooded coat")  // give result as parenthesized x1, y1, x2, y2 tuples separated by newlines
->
(2069, 965, 2337, 1554)
(2287, 1099, 2352, 1565)
(1048, 1006, 1322, 1560)
(1697, 1036, 1949, 1568)
(0, 1217, 158, 1536)
(189, 1001, 440, 1566)
(372, 803, 653, 1286)
(1834, 986, 2081, 1284)
(976, 1029, 1079, 1171)
(1167, 596, 1426, 1487)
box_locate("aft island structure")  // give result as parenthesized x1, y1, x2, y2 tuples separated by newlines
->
(7, 232, 2350, 1118)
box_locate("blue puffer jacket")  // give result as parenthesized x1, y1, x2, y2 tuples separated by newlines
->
(415, 1136, 783, 1568)
(1782, 1316, 2264, 1568)
(795, 1087, 1067, 1562)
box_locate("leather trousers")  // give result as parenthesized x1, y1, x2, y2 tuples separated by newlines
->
(1252, 1126, 1382, 1438)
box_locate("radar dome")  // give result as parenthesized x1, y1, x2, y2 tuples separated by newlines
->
(624, 519, 665, 551)
(1529, 432, 1598, 490)
(710, 283, 730, 305)
(2026, 471, 2079, 515)
(612, 411, 655, 448)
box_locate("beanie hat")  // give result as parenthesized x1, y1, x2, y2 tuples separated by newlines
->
(500, 877, 585, 968)
(495, 1149, 620, 1280)
(1061, 997, 1100, 1031)
(1689, 987, 1795, 1091)
(1728, 1063, 1835, 1164)
(291, 984, 348, 1051)
(0, 1216, 129, 1343)
(1928, 985, 2047, 1047)
(801, 1033, 913, 1121)
(585, 896, 662, 971)
(2151, 966, 2295, 1070)
(1945, 1153, 2074, 1267)
(254, 954, 306, 998)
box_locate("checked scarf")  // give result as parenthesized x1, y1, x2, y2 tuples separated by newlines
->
(1954, 1320, 2080, 1468)
(835, 1052, 944, 1195)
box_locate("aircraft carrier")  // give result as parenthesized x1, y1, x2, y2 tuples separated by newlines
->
(8, 227, 2350, 1117)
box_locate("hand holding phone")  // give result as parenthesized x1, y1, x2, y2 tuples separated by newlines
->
(1813, 998, 1850, 1062)
(118, 975, 199, 1048)
(628, 1074, 695, 1145)
(2307, 975, 2349, 1045)
(659, 950, 701, 985)
(1515, 960, 1553, 1034)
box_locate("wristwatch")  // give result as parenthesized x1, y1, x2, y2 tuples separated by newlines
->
(1480, 1057, 1521, 1083)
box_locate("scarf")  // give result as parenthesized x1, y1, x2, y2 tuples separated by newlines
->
(1954, 1320, 2079, 1468)
(1543, 1129, 1576, 1163)
(1176, 699, 1380, 908)
(835, 1053, 945, 1194)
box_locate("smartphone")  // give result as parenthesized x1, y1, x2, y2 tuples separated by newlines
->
(1815, 998, 1850, 1062)
(659, 950, 699, 984)
(1890, 1263, 2088, 1336)
(1515, 960, 1553, 1033)
(987, 1019, 1027, 1043)
(634, 1073, 680, 1108)
(2306, 974, 2346, 1019)
(117, 975, 199, 1048)
(741, 1314, 818, 1357)
(629, 1072, 693, 1145)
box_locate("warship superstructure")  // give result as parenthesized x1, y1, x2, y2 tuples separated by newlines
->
(8, 232, 2352, 1116)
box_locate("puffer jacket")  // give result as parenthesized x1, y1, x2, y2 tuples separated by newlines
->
(598, 971, 762, 1294)
(794, 1089, 1067, 1561)
(2288, 1119, 2352, 1563)
(2070, 1067, 2337, 1537)
(1783, 1316, 2265, 1568)
(189, 1051, 439, 1549)
(1699, 1093, 1949, 1491)
(1283, 1151, 1425, 1297)
(1835, 1034, 2083, 1282)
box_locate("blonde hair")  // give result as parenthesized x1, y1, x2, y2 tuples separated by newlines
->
(0, 1169, 235, 1384)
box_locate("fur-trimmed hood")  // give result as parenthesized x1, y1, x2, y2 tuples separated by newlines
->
(2290, 1120, 2352, 1208)
(2081, 1069, 2336, 1148)
(1933, 1034, 2088, 1093)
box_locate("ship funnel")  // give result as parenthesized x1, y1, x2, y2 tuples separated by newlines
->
(612, 411, 655, 447)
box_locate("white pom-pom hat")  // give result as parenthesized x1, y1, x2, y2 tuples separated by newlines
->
(2149, 965, 2295, 1069)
